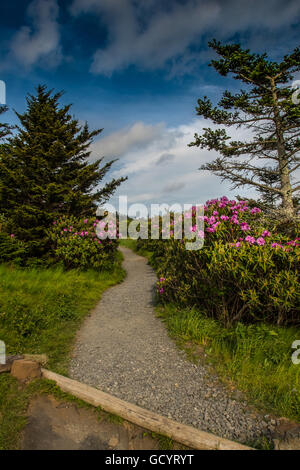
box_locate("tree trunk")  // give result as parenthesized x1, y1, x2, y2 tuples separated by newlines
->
(270, 77, 295, 218)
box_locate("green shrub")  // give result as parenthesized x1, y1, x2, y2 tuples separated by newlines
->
(138, 197, 299, 327)
(48, 215, 119, 271)
(0, 232, 28, 264)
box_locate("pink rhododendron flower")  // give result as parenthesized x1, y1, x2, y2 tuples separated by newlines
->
(250, 207, 261, 214)
(84, 219, 88, 224)
(240, 222, 251, 231)
(262, 230, 271, 237)
(271, 243, 283, 248)
(256, 237, 265, 245)
(10, 234, 14, 238)
(245, 235, 255, 245)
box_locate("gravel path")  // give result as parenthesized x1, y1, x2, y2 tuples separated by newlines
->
(69, 246, 276, 445)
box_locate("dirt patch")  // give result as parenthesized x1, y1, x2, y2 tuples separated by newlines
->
(22, 395, 162, 450)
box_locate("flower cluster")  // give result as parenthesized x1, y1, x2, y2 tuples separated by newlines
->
(48, 215, 119, 270)
(197, 196, 298, 251)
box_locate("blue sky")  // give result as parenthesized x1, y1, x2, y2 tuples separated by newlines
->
(0, 0, 299, 210)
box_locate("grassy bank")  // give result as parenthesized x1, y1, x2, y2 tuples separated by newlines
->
(157, 304, 300, 422)
(0, 261, 125, 375)
(0, 259, 125, 449)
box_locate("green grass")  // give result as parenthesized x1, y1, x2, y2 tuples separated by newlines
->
(157, 304, 300, 423)
(0, 261, 125, 374)
(0, 374, 29, 450)
(0, 258, 125, 449)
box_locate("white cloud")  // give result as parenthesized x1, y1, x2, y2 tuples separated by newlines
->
(102, 117, 260, 210)
(70, 0, 300, 76)
(9, 0, 61, 68)
(156, 153, 175, 165)
(91, 121, 165, 160)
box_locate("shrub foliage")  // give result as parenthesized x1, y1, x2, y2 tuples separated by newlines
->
(48, 215, 119, 271)
(137, 197, 299, 327)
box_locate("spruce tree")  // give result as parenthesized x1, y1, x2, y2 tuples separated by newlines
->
(189, 40, 300, 219)
(0, 85, 127, 256)
(0, 105, 12, 140)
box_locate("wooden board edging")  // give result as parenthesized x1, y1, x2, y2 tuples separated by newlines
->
(41, 369, 253, 451)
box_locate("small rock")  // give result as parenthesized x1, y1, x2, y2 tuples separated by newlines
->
(11, 359, 41, 382)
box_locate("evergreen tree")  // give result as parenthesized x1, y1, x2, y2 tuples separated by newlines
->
(189, 40, 300, 219)
(0, 85, 127, 256)
(0, 105, 12, 140)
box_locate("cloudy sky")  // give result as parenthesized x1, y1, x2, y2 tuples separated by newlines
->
(1, 0, 299, 211)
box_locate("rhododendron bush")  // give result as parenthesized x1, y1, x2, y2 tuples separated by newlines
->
(49, 215, 119, 270)
(139, 197, 299, 327)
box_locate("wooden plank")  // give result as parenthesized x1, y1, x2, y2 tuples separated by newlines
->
(42, 368, 253, 451)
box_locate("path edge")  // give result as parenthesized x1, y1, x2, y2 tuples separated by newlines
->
(42, 369, 254, 451)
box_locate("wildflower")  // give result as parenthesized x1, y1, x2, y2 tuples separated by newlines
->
(240, 222, 251, 231)
(220, 215, 229, 221)
(245, 235, 255, 245)
(10, 234, 14, 238)
(84, 218, 88, 224)
(256, 237, 265, 245)
(261, 230, 271, 237)
(271, 243, 283, 248)
(250, 207, 261, 214)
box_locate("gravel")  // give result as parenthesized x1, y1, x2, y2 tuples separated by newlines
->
(69, 246, 275, 445)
